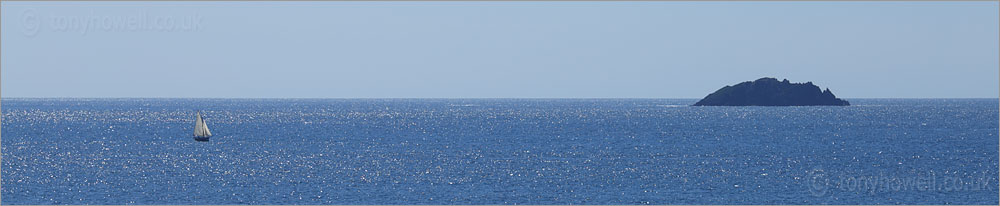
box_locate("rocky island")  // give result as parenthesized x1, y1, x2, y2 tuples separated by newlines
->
(693, 77, 849, 106)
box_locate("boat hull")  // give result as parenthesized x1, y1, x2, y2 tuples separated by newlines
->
(194, 136, 210, 142)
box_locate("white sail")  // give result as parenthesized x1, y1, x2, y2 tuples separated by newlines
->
(194, 112, 212, 137)
(202, 114, 212, 136)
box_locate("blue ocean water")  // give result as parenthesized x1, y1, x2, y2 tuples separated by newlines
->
(2, 98, 997, 205)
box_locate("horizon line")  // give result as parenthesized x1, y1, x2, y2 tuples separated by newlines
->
(2, 97, 998, 99)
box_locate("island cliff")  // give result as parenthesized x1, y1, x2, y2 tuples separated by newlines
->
(693, 78, 849, 106)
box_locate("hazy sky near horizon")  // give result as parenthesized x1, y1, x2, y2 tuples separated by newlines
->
(2, 2, 998, 98)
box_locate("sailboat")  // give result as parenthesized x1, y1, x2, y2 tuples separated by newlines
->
(193, 111, 212, 141)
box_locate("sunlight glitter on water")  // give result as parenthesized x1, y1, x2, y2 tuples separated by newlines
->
(1, 99, 998, 204)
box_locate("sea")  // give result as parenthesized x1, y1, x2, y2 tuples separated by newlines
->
(2, 98, 998, 205)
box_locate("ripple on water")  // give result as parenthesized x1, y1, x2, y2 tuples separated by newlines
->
(1, 99, 998, 204)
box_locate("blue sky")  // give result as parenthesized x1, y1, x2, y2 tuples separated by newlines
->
(2, 2, 997, 98)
